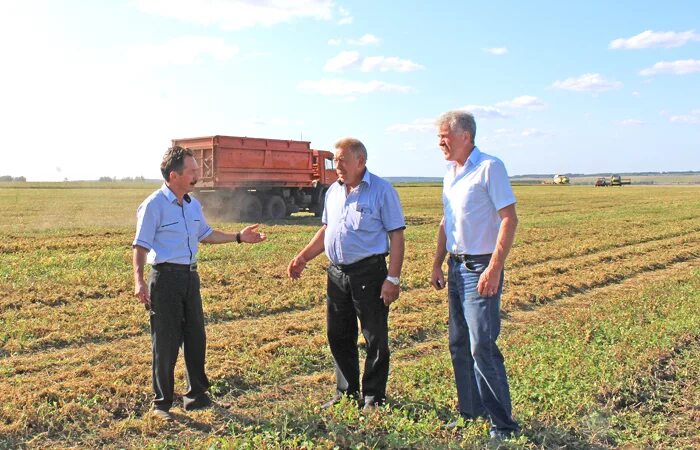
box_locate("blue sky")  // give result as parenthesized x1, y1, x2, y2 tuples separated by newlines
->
(1, 0, 699, 181)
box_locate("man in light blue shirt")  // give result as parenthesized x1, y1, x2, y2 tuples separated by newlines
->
(133, 146, 266, 421)
(430, 110, 520, 440)
(288, 137, 405, 411)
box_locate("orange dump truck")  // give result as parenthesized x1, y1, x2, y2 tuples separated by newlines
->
(172, 135, 337, 220)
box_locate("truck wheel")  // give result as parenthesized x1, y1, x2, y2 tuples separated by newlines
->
(240, 194, 262, 221)
(265, 195, 286, 220)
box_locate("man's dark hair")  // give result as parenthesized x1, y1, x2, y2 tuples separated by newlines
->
(161, 146, 194, 181)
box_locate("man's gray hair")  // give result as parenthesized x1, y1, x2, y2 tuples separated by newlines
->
(335, 137, 368, 161)
(436, 110, 477, 144)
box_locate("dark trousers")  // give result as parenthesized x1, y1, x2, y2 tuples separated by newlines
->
(326, 256, 389, 405)
(148, 269, 209, 411)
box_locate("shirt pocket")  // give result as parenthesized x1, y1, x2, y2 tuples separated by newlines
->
(355, 204, 379, 231)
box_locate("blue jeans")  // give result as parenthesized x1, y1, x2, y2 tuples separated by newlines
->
(448, 255, 519, 433)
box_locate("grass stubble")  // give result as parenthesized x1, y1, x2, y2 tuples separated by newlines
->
(0, 184, 698, 449)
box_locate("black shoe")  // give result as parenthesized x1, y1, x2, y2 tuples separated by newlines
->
(183, 393, 212, 411)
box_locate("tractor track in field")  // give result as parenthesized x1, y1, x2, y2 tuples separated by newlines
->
(2, 232, 699, 357)
(509, 224, 700, 269)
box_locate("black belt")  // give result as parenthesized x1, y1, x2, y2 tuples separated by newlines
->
(153, 262, 198, 272)
(333, 254, 386, 272)
(449, 253, 491, 263)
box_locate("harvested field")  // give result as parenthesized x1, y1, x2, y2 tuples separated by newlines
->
(1, 184, 698, 448)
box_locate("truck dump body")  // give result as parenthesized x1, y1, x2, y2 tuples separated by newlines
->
(170, 135, 336, 220)
(172, 135, 333, 189)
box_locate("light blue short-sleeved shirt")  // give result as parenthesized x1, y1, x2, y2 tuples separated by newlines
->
(132, 184, 214, 265)
(443, 147, 516, 255)
(322, 169, 406, 265)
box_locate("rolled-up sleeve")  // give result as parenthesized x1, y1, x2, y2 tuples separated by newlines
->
(133, 202, 157, 250)
(380, 186, 406, 232)
(486, 160, 516, 211)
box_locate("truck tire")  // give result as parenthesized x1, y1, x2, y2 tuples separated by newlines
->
(240, 193, 262, 221)
(265, 195, 286, 220)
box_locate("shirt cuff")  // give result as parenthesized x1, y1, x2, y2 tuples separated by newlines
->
(198, 227, 214, 241)
(132, 239, 153, 251)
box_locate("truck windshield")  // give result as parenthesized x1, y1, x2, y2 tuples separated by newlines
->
(324, 158, 335, 170)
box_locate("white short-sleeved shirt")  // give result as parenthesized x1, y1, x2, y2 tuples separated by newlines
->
(132, 184, 213, 265)
(322, 169, 406, 265)
(443, 147, 516, 255)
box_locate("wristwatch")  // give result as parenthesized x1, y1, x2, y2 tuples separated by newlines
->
(386, 275, 400, 286)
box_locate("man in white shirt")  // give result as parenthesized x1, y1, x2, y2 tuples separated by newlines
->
(430, 110, 520, 440)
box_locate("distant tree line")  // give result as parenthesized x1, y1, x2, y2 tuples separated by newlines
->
(0, 175, 26, 182)
(98, 176, 147, 182)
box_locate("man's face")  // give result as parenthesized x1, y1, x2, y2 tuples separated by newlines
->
(334, 146, 364, 186)
(438, 122, 471, 162)
(170, 155, 199, 193)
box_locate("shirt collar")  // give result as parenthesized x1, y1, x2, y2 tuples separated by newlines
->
(446, 146, 482, 172)
(466, 146, 482, 167)
(160, 183, 191, 204)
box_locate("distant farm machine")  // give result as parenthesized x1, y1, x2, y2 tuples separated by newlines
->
(595, 175, 632, 187)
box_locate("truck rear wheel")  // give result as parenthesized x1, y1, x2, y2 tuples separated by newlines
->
(265, 195, 286, 220)
(240, 193, 262, 221)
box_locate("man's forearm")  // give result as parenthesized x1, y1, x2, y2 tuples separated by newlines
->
(433, 218, 448, 269)
(489, 216, 518, 270)
(201, 230, 237, 244)
(387, 229, 405, 277)
(132, 246, 148, 283)
(298, 226, 326, 262)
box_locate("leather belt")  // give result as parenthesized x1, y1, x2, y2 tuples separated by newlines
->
(449, 253, 491, 263)
(153, 262, 198, 272)
(334, 254, 386, 272)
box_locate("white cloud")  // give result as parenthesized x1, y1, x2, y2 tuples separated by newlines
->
(386, 118, 434, 132)
(460, 105, 510, 119)
(619, 119, 645, 126)
(338, 6, 353, 25)
(324, 52, 424, 72)
(640, 59, 700, 76)
(496, 95, 546, 110)
(324, 51, 361, 72)
(669, 115, 700, 124)
(609, 30, 700, 49)
(632, 91, 640, 97)
(360, 56, 424, 72)
(127, 36, 238, 67)
(521, 128, 549, 137)
(551, 73, 623, 92)
(387, 95, 543, 134)
(329, 34, 380, 46)
(483, 47, 508, 55)
(669, 110, 700, 124)
(297, 79, 413, 96)
(349, 33, 380, 45)
(133, 0, 335, 30)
